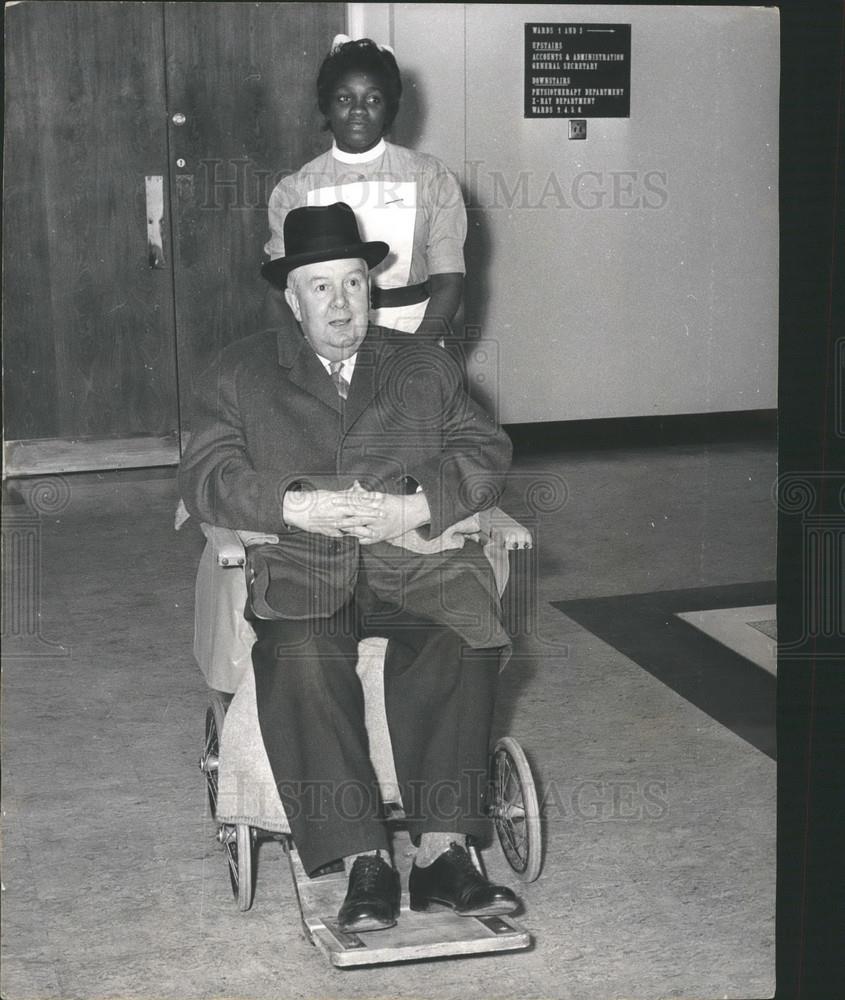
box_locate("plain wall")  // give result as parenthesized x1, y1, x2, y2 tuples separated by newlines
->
(354, 3, 779, 423)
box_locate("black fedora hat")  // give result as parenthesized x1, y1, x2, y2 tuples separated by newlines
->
(261, 202, 389, 288)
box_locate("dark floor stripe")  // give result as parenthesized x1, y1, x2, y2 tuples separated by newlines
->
(506, 409, 776, 455)
(552, 581, 777, 759)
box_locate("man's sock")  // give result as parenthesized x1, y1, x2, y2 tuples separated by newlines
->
(343, 848, 392, 873)
(414, 832, 466, 868)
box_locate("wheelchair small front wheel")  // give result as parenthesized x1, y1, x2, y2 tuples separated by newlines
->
(490, 736, 542, 882)
(219, 823, 256, 911)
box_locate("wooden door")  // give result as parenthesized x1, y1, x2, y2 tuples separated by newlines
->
(3, 1, 343, 474)
(163, 1, 344, 424)
(3, 1, 179, 473)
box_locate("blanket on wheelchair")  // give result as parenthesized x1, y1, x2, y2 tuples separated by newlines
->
(215, 636, 397, 833)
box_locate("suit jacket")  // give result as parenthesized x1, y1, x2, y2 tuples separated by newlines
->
(179, 323, 513, 648)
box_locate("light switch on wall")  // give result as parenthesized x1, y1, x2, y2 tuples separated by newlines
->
(569, 119, 587, 140)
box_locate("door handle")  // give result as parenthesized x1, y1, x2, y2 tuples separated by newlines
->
(145, 175, 165, 269)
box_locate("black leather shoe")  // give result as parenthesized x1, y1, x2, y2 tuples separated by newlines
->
(409, 843, 520, 916)
(337, 854, 401, 932)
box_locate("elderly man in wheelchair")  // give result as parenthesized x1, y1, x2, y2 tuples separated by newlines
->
(180, 202, 529, 937)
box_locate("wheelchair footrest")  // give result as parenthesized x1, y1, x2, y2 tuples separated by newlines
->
(285, 830, 532, 968)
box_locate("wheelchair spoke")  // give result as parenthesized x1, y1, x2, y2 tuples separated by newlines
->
(498, 754, 525, 813)
(203, 696, 228, 820)
(502, 755, 520, 805)
(226, 847, 239, 888)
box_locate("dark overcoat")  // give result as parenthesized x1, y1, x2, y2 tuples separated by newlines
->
(179, 323, 513, 648)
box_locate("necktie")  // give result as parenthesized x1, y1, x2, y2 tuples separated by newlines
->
(328, 360, 349, 400)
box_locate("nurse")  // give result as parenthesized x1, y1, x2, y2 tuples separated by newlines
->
(264, 35, 467, 339)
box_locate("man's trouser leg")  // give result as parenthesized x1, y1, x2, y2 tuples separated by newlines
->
(251, 611, 390, 875)
(370, 609, 502, 847)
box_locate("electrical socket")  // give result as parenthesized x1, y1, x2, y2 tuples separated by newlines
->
(569, 119, 587, 140)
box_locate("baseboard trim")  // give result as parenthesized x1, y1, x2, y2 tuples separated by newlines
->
(3, 434, 180, 478)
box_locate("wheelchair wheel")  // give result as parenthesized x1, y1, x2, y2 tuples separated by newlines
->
(200, 693, 227, 818)
(220, 823, 256, 911)
(490, 736, 542, 882)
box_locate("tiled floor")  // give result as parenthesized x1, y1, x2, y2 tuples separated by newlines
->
(1, 437, 777, 999)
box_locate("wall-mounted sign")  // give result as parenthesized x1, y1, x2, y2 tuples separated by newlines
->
(524, 23, 631, 118)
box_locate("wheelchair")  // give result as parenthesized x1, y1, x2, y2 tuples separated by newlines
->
(192, 507, 542, 967)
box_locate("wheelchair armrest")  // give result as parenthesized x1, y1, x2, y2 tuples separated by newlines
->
(199, 524, 247, 568)
(198, 510, 530, 568)
(478, 507, 533, 550)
